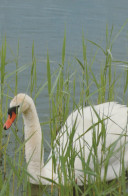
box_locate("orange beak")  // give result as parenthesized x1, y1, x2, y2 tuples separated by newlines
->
(3, 111, 17, 130)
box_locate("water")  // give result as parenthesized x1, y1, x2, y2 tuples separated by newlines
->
(1, 0, 128, 194)
(1, 0, 128, 107)
(1, 1, 128, 62)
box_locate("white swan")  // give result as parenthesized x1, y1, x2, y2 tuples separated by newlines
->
(3, 93, 128, 185)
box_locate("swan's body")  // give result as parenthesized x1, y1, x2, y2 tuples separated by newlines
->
(4, 94, 128, 185)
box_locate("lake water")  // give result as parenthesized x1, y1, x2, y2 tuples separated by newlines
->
(1, 0, 128, 194)
(1, 0, 128, 113)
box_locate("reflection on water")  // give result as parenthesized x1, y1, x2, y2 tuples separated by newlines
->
(29, 182, 128, 196)
(29, 184, 58, 196)
(29, 184, 44, 196)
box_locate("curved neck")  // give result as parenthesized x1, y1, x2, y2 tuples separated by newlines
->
(22, 101, 44, 176)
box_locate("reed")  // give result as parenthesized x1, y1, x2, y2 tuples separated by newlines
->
(0, 22, 128, 196)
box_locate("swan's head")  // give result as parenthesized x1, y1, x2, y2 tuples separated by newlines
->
(3, 93, 32, 130)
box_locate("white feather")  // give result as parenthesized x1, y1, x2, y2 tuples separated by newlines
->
(9, 94, 128, 185)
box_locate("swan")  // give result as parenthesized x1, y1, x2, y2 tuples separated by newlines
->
(3, 93, 128, 185)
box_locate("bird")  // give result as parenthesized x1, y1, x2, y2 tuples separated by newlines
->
(3, 93, 128, 185)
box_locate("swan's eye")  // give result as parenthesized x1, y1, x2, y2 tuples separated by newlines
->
(8, 105, 20, 117)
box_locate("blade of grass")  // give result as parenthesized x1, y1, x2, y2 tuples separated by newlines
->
(47, 50, 51, 96)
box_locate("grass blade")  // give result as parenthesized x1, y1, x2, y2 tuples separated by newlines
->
(47, 50, 51, 96)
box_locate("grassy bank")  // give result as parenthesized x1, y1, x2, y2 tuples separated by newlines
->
(0, 23, 128, 196)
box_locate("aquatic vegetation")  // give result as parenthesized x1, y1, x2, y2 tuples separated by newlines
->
(0, 23, 128, 195)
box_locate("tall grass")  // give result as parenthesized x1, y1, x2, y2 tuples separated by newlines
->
(0, 37, 6, 158)
(0, 22, 128, 196)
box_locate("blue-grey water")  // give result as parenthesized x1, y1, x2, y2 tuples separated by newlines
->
(1, 0, 128, 122)
(1, 0, 128, 195)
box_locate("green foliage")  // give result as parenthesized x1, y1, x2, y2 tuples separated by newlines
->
(0, 23, 128, 196)
(30, 41, 37, 98)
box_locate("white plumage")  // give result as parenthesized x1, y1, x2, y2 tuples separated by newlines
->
(4, 94, 128, 185)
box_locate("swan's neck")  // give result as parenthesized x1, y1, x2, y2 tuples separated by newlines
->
(22, 102, 44, 177)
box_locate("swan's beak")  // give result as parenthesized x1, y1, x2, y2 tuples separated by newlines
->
(3, 111, 17, 130)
